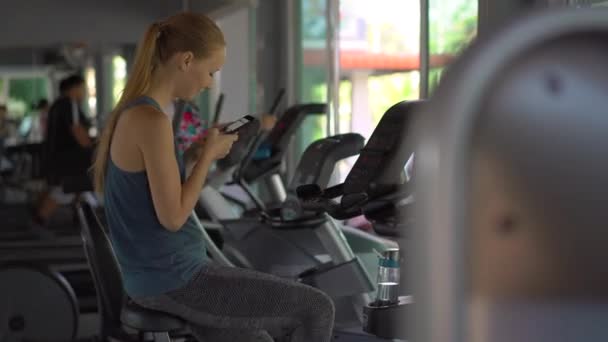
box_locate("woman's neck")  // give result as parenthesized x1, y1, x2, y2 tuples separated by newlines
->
(144, 69, 176, 111)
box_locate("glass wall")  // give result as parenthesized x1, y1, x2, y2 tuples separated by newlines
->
(293, 0, 478, 177)
(0, 72, 51, 145)
(296, 0, 478, 136)
(112, 55, 127, 106)
(7, 77, 49, 119)
(338, 0, 421, 141)
(428, 0, 478, 93)
(332, 0, 422, 179)
(297, 0, 329, 159)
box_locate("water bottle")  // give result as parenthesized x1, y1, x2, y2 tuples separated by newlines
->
(375, 248, 400, 306)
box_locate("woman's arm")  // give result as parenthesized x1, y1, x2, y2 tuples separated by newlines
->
(183, 140, 204, 177)
(137, 109, 236, 231)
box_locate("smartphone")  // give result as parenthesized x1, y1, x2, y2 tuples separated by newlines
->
(222, 115, 255, 134)
(404, 153, 414, 182)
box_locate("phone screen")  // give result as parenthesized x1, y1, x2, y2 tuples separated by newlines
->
(223, 115, 254, 134)
(404, 153, 414, 182)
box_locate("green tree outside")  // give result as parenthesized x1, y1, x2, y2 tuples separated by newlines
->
(297, 0, 478, 151)
(429, 0, 478, 92)
(8, 77, 48, 118)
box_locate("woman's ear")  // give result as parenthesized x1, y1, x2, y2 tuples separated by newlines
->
(180, 51, 194, 71)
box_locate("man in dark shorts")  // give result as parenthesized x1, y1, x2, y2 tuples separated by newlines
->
(34, 74, 96, 226)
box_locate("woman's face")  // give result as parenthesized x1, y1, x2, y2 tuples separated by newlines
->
(173, 47, 226, 100)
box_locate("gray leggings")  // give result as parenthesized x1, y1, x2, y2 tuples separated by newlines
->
(133, 263, 335, 342)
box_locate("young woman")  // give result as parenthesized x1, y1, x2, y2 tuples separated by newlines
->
(92, 12, 334, 342)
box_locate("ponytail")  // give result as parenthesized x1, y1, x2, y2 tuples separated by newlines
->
(92, 22, 161, 193)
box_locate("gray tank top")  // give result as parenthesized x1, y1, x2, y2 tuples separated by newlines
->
(104, 96, 207, 298)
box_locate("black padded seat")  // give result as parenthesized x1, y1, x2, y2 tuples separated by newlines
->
(121, 300, 186, 332)
(78, 202, 188, 341)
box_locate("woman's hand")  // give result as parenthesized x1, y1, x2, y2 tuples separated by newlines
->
(201, 128, 238, 161)
(211, 122, 230, 131)
(260, 114, 277, 131)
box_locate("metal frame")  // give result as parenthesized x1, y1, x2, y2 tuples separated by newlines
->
(326, 0, 340, 136)
(0, 263, 80, 341)
(248, 0, 258, 114)
(567, 0, 608, 4)
(285, 0, 301, 181)
(412, 7, 608, 342)
(420, 0, 430, 99)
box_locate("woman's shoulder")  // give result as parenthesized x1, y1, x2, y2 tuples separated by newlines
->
(122, 104, 170, 130)
(116, 105, 173, 153)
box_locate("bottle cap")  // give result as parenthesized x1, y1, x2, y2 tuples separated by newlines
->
(379, 249, 399, 267)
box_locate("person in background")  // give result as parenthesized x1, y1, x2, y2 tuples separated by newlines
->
(34, 74, 96, 226)
(35, 98, 50, 142)
(173, 98, 206, 155)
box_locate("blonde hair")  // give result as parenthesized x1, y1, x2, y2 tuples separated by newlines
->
(92, 12, 225, 193)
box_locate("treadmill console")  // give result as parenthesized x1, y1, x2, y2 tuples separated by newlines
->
(242, 103, 327, 182)
(340, 101, 422, 212)
(292, 100, 422, 226)
(281, 133, 365, 220)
